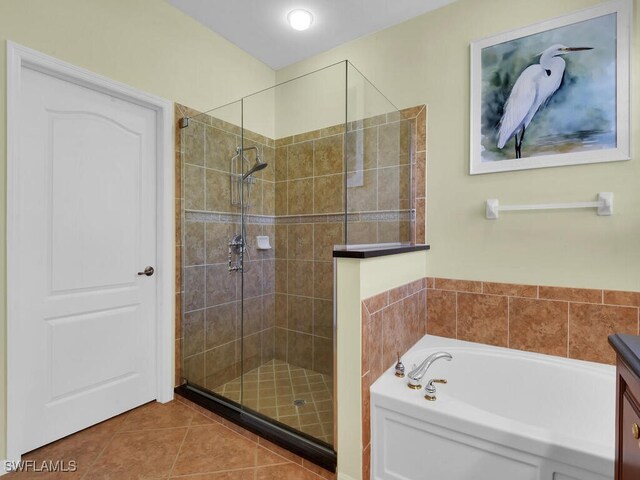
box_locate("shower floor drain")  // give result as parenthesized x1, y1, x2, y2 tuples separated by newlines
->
(293, 399, 306, 407)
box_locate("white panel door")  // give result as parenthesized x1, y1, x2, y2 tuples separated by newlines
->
(13, 65, 158, 454)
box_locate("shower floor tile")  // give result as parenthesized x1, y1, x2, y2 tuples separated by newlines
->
(213, 359, 334, 445)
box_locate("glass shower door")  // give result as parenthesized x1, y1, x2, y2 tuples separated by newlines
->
(180, 100, 245, 404)
(178, 91, 337, 448)
(238, 63, 347, 448)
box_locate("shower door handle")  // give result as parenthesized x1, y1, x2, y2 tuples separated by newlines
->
(137, 266, 155, 276)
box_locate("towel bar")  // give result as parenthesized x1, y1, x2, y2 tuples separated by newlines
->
(485, 192, 613, 219)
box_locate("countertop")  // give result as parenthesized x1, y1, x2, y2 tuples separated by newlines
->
(609, 333, 640, 378)
(332, 243, 430, 259)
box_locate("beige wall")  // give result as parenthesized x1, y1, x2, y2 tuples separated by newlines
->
(277, 0, 640, 293)
(0, 0, 276, 460)
(3, 0, 639, 466)
(273, 61, 346, 139)
(272, 61, 399, 140)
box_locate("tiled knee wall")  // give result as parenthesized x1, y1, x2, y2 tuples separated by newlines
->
(360, 279, 427, 480)
(360, 277, 640, 479)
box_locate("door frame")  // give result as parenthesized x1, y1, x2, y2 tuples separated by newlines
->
(6, 41, 175, 461)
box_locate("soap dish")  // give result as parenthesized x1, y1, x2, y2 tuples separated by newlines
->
(256, 235, 272, 250)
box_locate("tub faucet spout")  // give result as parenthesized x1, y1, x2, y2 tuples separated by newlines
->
(407, 351, 452, 389)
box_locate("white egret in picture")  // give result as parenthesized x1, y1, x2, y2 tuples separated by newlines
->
(497, 44, 593, 159)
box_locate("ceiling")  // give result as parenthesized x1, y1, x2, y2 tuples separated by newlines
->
(167, 0, 457, 70)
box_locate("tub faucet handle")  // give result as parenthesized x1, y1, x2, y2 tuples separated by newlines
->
(394, 352, 405, 378)
(425, 378, 447, 401)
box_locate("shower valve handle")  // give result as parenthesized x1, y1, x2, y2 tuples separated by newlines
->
(228, 236, 243, 272)
(228, 245, 239, 272)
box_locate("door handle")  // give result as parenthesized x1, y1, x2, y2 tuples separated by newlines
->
(137, 266, 155, 276)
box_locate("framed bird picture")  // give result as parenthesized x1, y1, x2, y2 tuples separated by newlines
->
(469, 0, 631, 174)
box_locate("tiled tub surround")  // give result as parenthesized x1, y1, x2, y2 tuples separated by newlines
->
(359, 277, 639, 479)
(426, 278, 640, 365)
(360, 279, 427, 480)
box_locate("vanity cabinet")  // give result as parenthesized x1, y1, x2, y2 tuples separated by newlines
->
(609, 334, 640, 480)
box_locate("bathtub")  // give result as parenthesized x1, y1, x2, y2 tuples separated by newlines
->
(371, 335, 615, 480)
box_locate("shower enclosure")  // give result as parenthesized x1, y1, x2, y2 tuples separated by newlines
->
(178, 61, 412, 469)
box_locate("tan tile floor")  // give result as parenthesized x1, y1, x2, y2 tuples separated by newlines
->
(6, 398, 335, 479)
(212, 360, 334, 446)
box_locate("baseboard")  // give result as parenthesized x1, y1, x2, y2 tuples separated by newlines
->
(337, 473, 358, 480)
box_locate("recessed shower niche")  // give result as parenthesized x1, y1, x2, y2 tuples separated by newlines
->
(176, 61, 418, 468)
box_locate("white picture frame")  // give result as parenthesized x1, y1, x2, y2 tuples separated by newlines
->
(469, 0, 631, 175)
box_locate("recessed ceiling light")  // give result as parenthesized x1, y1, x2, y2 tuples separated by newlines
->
(287, 9, 314, 31)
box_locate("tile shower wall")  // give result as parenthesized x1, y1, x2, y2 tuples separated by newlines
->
(176, 103, 277, 390)
(274, 106, 426, 244)
(403, 106, 427, 245)
(273, 128, 343, 376)
(426, 278, 640, 365)
(273, 106, 427, 374)
(344, 115, 412, 244)
(273, 219, 338, 375)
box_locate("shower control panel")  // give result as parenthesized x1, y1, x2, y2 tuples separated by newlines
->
(228, 234, 244, 272)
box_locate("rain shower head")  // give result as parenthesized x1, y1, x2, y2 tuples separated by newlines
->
(242, 155, 268, 179)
